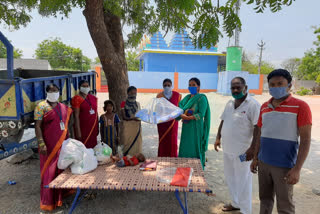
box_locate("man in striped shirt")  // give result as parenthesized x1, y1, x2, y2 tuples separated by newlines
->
(251, 69, 312, 214)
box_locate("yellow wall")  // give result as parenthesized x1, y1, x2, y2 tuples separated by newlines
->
(0, 86, 17, 117)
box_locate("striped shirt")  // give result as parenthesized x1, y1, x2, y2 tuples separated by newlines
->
(257, 94, 312, 168)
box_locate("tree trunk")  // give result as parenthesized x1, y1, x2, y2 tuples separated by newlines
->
(83, 0, 129, 115)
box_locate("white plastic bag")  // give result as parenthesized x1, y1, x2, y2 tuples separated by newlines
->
(58, 138, 98, 174)
(71, 148, 98, 175)
(136, 98, 183, 124)
(94, 143, 112, 165)
(58, 138, 85, 170)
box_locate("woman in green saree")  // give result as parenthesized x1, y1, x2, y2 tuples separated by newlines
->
(178, 77, 211, 168)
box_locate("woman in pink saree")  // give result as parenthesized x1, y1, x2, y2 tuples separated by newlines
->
(71, 80, 98, 148)
(34, 83, 72, 211)
(156, 79, 181, 157)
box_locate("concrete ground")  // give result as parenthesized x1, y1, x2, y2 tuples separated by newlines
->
(0, 92, 319, 214)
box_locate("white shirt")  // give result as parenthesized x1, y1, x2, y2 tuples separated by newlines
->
(220, 95, 261, 155)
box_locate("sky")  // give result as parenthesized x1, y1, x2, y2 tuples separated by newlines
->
(1, 0, 320, 67)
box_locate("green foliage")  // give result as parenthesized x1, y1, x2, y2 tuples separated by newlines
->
(0, 0, 38, 30)
(244, 0, 294, 13)
(296, 87, 312, 96)
(35, 38, 91, 71)
(126, 51, 139, 71)
(298, 26, 320, 80)
(0, 41, 23, 58)
(242, 51, 275, 74)
(93, 57, 100, 64)
(0, 0, 294, 50)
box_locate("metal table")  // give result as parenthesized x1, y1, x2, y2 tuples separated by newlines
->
(48, 157, 213, 214)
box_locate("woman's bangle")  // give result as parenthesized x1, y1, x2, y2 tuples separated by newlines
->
(39, 142, 45, 147)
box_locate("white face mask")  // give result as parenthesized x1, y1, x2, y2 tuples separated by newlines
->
(163, 86, 173, 99)
(46, 92, 60, 102)
(80, 87, 90, 94)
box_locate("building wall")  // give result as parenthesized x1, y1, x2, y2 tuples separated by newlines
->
(178, 73, 218, 89)
(247, 74, 260, 90)
(217, 71, 263, 95)
(0, 58, 51, 70)
(141, 53, 219, 73)
(95, 67, 263, 95)
(128, 72, 174, 89)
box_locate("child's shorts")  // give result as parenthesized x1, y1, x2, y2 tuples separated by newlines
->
(116, 159, 125, 167)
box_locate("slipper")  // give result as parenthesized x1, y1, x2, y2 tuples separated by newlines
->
(222, 204, 240, 212)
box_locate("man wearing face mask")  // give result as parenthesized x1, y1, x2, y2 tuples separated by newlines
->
(71, 80, 98, 149)
(251, 69, 312, 214)
(156, 79, 182, 157)
(214, 77, 260, 214)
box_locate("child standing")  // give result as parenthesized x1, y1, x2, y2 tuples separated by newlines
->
(99, 100, 120, 155)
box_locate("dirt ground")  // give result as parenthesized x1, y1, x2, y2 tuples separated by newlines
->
(0, 92, 319, 214)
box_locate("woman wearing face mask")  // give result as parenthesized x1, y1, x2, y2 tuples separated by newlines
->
(177, 77, 211, 168)
(120, 86, 142, 156)
(34, 84, 73, 211)
(71, 80, 98, 148)
(156, 78, 181, 157)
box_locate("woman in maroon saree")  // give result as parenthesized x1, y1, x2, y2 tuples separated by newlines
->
(71, 80, 98, 148)
(34, 84, 72, 211)
(156, 79, 181, 157)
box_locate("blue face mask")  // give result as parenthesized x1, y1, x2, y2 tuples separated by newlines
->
(188, 86, 198, 95)
(269, 86, 289, 99)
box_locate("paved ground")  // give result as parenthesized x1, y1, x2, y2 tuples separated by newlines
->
(0, 92, 319, 214)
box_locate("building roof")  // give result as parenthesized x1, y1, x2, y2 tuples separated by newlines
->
(0, 58, 51, 70)
(148, 32, 168, 49)
(139, 30, 219, 52)
(137, 30, 223, 61)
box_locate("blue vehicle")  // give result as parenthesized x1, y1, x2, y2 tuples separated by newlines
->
(0, 31, 96, 160)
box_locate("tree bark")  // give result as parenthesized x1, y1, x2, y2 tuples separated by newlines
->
(83, 0, 129, 115)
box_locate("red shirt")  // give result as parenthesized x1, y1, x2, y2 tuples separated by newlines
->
(123, 156, 139, 166)
(257, 94, 312, 168)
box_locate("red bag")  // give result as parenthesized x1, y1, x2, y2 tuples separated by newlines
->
(170, 167, 193, 187)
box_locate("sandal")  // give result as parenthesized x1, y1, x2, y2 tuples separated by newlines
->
(222, 204, 240, 212)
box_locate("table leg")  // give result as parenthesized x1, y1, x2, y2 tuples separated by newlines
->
(69, 188, 81, 214)
(174, 191, 188, 214)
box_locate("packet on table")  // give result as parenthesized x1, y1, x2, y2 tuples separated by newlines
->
(94, 142, 112, 165)
(136, 98, 183, 124)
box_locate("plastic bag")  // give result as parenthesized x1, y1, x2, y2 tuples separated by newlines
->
(136, 98, 183, 124)
(94, 142, 112, 165)
(58, 138, 98, 175)
(58, 138, 85, 170)
(156, 167, 193, 187)
(70, 148, 98, 175)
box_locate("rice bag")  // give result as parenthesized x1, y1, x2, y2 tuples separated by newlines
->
(70, 148, 98, 175)
(58, 138, 86, 170)
(58, 138, 98, 174)
(136, 98, 183, 124)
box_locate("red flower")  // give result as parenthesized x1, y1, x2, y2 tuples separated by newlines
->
(4, 102, 10, 108)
